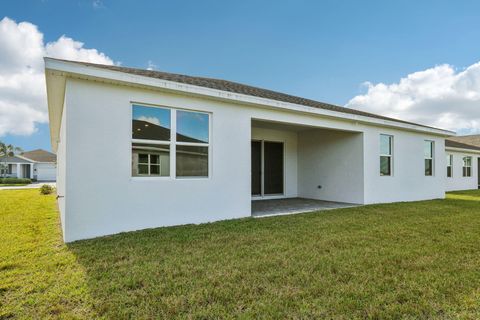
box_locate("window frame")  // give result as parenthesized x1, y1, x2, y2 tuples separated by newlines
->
(174, 109, 210, 179)
(446, 154, 453, 178)
(424, 140, 435, 176)
(462, 156, 472, 177)
(130, 102, 211, 180)
(379, 134, 393, 176)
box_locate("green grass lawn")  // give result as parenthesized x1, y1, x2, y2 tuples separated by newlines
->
(1, 190, 480, 319)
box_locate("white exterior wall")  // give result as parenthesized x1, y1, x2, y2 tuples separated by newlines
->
(363, 128, 445, 204)
(445, 150, 479, 192)
(251, 127, 298, 198)
(63, 79, 252, 242)
(57, 101, 67, 236)
(59, 78, 448, 242)
(298, 129, 364, 204)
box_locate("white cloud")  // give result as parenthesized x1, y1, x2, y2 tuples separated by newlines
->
(346, 62, 480, 134)
(0, 17, 114, 137)
(92, 0, 105, 9)
(146, 60, 157, 71)
(137, 116, 161, 126)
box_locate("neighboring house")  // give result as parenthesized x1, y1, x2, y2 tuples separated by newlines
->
(445, 138, 480, 191)
(447, 134, 480, 147)
(0, 149, 56, 181)
(45, 58, 460, 242)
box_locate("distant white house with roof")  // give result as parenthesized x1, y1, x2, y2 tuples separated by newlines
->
(444, 137, 480, 191)
(45, 58, 477, 242)
(0, 149, 57, 181)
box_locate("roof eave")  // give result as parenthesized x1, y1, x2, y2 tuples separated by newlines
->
(45, 59, 67, 153)
(445, 146, 480, 154)
(44, 58, 455, 142)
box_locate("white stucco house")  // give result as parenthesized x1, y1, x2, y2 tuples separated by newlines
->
(0, 149, 57, 181)
(444, 139, 480, 191)
(45, 58, 476, 242)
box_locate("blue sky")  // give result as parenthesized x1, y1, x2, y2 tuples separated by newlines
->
(1, 0, 480, 151)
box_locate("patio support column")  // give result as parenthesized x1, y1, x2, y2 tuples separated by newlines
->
(30, 164, 34, 179)
(16, 163, 21, 178)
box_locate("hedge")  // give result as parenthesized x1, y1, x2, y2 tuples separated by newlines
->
(0, 178, 32, 184)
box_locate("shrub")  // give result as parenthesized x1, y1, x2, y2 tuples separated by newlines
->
(0, 178, 32, 184)
(39, 184, 55, 195)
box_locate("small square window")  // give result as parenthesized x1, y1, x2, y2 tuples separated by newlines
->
(132, 143, 170, 177)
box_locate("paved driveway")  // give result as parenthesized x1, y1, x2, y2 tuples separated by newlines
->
(0, 182, 56, 190)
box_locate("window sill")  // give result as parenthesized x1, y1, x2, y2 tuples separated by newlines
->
(130, 176, 210, 181)
(130, 176, 171, 181)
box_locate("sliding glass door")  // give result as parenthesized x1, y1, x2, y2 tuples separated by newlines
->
(251, 141, 262, 196)
(251, 140, 284, 196)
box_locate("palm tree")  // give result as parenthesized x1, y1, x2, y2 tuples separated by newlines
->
(0, 142, 23, 178)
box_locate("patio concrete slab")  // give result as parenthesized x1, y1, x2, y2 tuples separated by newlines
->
(252, 197, 359, 217)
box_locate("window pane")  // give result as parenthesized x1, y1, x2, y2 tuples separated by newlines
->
(447, 166, 452, 178)
(138, 164, 148, 175)
(467, 167, 472, 177)
(132, 143, 170, 176)
(176, 145, 208, 177)
(176, 110, 209, 143)
(251, 141, 262, 196)
(138, 154, 149, 164)
(380, 135, 392, 155)
(264, 141, 284, 194)
(380, 156, 391, 176)
(150, 154, 159, 164)
(150, 164, 160, 175)
(424, 141, 433, 158)
(425, 159, 433, 176)
(132, 105, 171, 141)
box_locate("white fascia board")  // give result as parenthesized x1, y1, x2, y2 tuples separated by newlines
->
(445, 147, 480, 154)
(44, 58, 455, 139)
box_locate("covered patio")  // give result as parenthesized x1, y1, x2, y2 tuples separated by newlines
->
(252, 197, 359, 217)
(250, 119, 364, 217)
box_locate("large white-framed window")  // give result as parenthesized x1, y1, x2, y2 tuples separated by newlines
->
(380, 134, 393, 176)
(462, 156, 472, 177)
(446, 154, 453, 178)
(131, 104, 210, 178)
(424, 140, 434, 176)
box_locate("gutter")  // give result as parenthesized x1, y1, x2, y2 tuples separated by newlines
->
(445, 147, 480, 154)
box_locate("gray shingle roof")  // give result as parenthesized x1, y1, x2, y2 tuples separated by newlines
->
(445, 139, 480, 151)
(0, 155, 31, 163)
(21, 149, 56, 163)
(446, 135, 480, 148)
(52, 58, 445, 131)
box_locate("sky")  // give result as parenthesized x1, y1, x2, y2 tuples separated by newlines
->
(1, 0, 480, 152)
